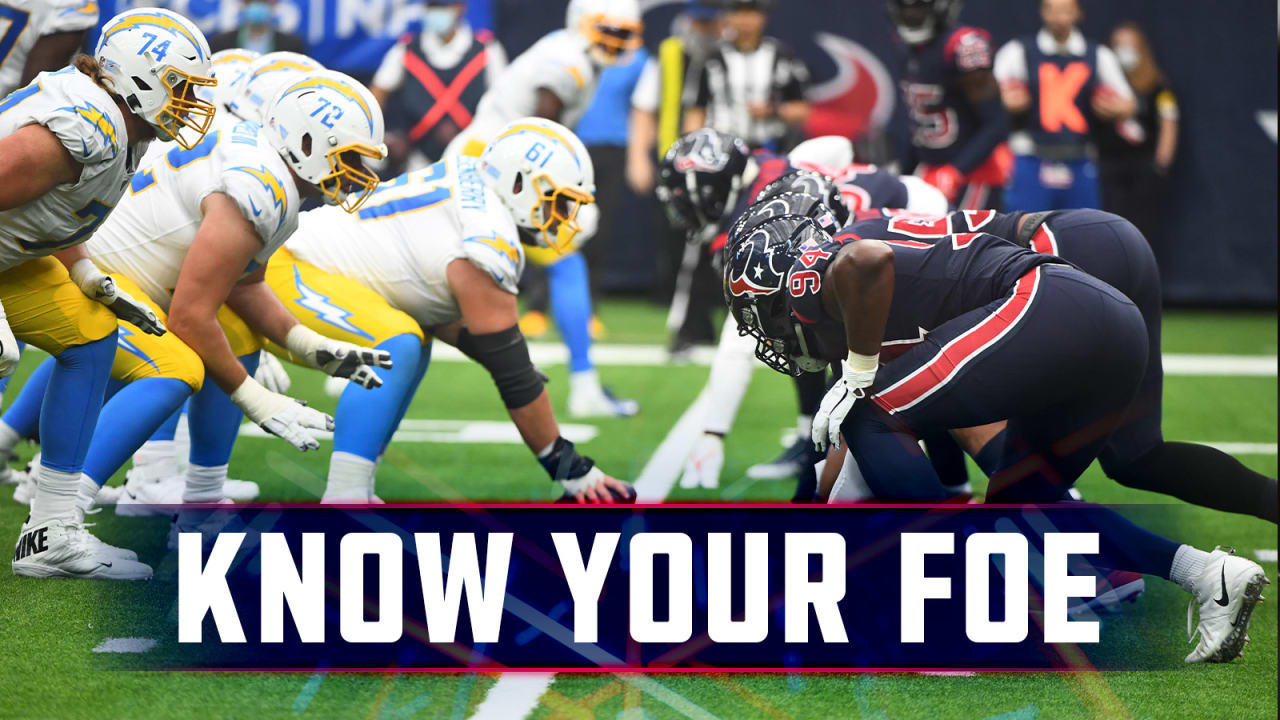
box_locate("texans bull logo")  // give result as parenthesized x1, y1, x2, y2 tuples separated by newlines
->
(727, 230, 792, 297)
(673, 129, 731, 173)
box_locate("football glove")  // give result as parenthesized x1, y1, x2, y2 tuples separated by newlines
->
(68, 259, 165, 336)
(539, 436, 637, 504)
(229, 376, 332, 451)
(255, 350, 292, 394)
(679, 432, 724, 489)
(812, 355, 878, 452)
(0, 301, 19, 378)
(284, 325, 392, 389)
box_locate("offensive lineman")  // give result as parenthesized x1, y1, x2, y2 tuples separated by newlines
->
(268, 117, 635, 503)
(4, 9, 213, 579)
(444, 0, 644, 419)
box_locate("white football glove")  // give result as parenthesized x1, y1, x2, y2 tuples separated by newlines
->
(255, 351, 292, 394)
(229, 376, 332, 451)
(680, 432, 724, 489)
(0, 301, 20, 378)
(284, 325, 392, 389)
(68, 259, 165, 336)
(812, 355, 879, 452)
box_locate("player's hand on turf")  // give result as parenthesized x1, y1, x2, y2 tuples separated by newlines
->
(286, 326, 393, 389)
(230, 377, 333, 451)
(680, 432, 724, 489)
(812, 359, 877, 452)
(255, 350, 293, 394)
(559, 467, 637, 504)
(0, 310, 20, 378)
(68, 258, 166, 335)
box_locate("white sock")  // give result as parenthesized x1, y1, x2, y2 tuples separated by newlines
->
(74, 475, 100, 514)
(183, 463, 226, 503)
(569, 368, 601, 397)
(1170, 544, 1211, 593)
(174, 413, 190, 472)
(29, 465, 81, 525)
(0, 420, 21, 457)
(797, 415, 813, 439)
(326, 451, 376, 500)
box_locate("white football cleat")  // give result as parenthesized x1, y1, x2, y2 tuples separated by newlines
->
(79, 512, 140, 562)
(116, 469, 184, 517)
(94, 484, 122, 505)
(167, 498, 235, 551)
(568, 385, 639, 419)
(10, 452, 38, 505)
(1185, 547, 1269, 663)
(223, 478, 260, 502)
(12, 518, 152, 580)
(0, 463, 15, 485)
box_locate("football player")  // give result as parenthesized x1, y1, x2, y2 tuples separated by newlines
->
(821, 206, 1278, 523)
(888, 0, 1011, 209)
(443, 0, 643, 419)
(655, 129, 934, 492)
(0, 0, 100, 98)
(3, 8, 214, 580)
(727, 213, 1269, 663)
(265, 117, 635, 504)
(46, 71, 389, 558)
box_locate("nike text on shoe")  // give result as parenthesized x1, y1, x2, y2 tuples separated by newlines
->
(1186, 546, 1269, 663)
(12, 519, 152, 580)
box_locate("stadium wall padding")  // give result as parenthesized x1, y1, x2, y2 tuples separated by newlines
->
(94, 0, 1277, 305)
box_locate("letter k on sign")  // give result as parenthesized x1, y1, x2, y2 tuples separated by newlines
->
(1038, 62, 1090, 133)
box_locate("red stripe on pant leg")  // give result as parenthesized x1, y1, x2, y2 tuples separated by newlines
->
(1030, 223, 1059, 255)
(872, 267, 1042, 414)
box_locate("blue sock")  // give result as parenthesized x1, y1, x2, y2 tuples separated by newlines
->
(188, 352, 259, 467)
(148, 405, 183, 443)
(333, 333, 423, 461)
(547, 252, 593, 373)
(1, 355, 53, 439)
(378, 341, 432, 454)
(0, 341, 25, 396)
(84, 378, 192, 485)
(41, 332, 117, 473)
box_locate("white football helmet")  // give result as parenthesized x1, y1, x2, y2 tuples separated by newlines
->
(228, 51, 324, 124)
(566, 0, 644, 66)
(480, 117, 596, 253)
(201, 48, 260, 110)
(95, 8, 216, 149)
(264, 70, 387, 213)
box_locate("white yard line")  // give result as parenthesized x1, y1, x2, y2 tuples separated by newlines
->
(428, 344, 1277, 376)
(1202, 442, 1277, 455)
(1255, 550, 1278, 563)
(92, 637, 156, 654)
(466, 673, 557, 720)
(468, 390, 712, 720)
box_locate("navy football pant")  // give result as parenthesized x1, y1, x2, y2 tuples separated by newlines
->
(843, 264, 1147, 502)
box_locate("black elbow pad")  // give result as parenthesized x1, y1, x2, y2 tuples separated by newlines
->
(455, 325, 544, 409)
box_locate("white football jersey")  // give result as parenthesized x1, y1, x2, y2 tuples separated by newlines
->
(460, 30, 600, 144)
(0, 67, 137, 271)
(287, 155, 523, 329)
(88, 119, 299, 310)
(0, 0, 99, 97)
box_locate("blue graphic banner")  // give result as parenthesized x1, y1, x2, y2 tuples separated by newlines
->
(103, 504, 1181, 672)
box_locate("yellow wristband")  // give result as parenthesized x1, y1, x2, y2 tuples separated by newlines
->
(847, 351, 880, 374)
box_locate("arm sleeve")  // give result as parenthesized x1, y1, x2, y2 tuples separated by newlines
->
(992, 40, 1027, 85)
(1095, 45, 1136, 101)
(948, 89, 1010, 174)
(631, 57, 660, 112)
(371, 43, 408, 93)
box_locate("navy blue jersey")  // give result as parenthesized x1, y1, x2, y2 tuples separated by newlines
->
(787, 228, 1061, 361)
(847, 208, 1022, 246)
(902, 26, 996, 166)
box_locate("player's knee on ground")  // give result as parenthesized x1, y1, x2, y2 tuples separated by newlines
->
(0, 257, 118, 355)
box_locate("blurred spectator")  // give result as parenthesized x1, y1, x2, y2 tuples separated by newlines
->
(686, 0, 810, 152)
(1096, 21, 1179, 242)
(994, 0, 1136, 211)
(889, 0, 1011, 210)
(0, 0, 98, 97)
(371, 0, 506, 173)
(209, 0, 306, 55)
(628, 1, 725, 353)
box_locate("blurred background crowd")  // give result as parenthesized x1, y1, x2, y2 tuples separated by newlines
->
(64, 0, 1278, 353)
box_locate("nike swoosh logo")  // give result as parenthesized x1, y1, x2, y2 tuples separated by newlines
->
(248, 198, 262, 216)
(1215, 564, 1230, 607)
(99, 561, 112, 568)
(125, 489, 138, 501)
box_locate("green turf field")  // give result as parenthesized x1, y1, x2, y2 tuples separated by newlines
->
(0, 303, 1274, 720)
